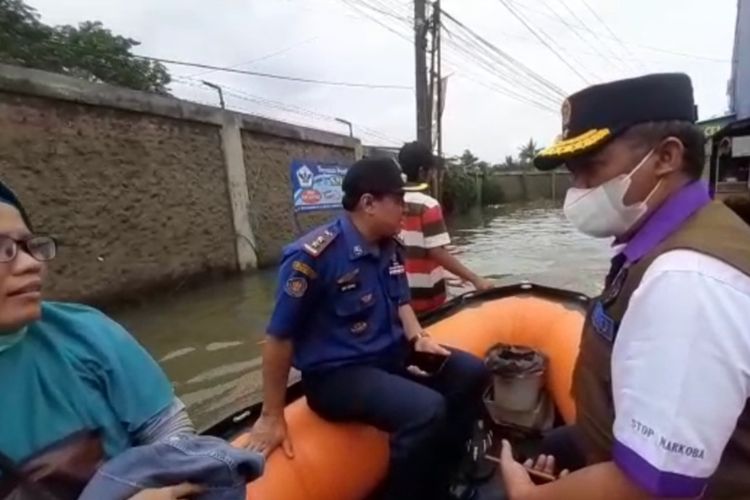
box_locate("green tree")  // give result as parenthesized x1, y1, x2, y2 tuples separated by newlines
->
(458, 149, 479, 169)
(517, 138, 541, 166)
(0, 0, 171, 93)
(499, 155, 517, 170)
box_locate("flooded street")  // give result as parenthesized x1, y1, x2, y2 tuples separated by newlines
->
(110, 201, 613, 430)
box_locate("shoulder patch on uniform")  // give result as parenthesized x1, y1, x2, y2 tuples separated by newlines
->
(292, 260, 318, 279)
(302, 229, 338, 257)
(285, 277, 308, 298)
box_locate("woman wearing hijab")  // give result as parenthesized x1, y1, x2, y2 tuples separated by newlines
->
(0, 180, 196, 499)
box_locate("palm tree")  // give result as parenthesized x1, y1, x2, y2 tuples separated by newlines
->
(517, 139, 541, 165)
(500, 155, 516, 170)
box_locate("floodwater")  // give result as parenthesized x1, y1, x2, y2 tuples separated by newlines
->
(110, 200, 613, 430)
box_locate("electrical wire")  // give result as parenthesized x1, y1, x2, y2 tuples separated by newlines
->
(495, 0, 593, 85)
(181, 36, 322, 79)
(578, 0, 646, 70)
(553, 0, 641, 73)
(339, 0, 565, 112)
(173, 77, 405, 145)
(438, 8, 566, 97)
(134, 54, 412, 90)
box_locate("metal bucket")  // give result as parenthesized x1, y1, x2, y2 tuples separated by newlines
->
(484, 344, 548, 413)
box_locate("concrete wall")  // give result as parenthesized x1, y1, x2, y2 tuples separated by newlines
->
(483, 171, 571, 205)
(0, 64, 359, 303)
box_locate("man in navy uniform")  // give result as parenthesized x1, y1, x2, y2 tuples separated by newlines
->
(246, 157, 489, 499)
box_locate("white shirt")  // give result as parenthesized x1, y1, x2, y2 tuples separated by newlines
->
(611, 249, 750, 498)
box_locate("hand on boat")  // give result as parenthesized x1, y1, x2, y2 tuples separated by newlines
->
(128, 483, 204, 499)
(471, 277, 495, 292)
(245, 413, 294, 459)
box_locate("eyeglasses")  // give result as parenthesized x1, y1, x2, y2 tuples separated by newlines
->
(0, 235, 57, 263)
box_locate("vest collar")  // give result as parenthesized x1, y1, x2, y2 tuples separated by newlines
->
(620, 180, 711, 265)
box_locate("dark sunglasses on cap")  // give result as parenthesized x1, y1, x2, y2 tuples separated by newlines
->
(0, 235, 57, 263)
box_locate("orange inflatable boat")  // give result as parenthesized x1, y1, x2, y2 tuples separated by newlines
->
(205, 283, 588, 500)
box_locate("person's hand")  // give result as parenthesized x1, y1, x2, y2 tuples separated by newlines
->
(414, 335, 450, 356)
(499, 440, 569, 498)
(245, 413, 294, 458)
(406, 335, 450, 377)
(499, 440, 536, 499)
(128, 483, 203, 500)
(522, 453, 569, 481)
(471, 277, 494, 291)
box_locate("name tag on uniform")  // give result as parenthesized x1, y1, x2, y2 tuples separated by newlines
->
(388, 264, 405, 275)
(591, 301, 616, 343)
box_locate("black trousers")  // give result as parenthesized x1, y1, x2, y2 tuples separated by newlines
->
(303, 348, 490, 500)
(537, 425, 587, 473)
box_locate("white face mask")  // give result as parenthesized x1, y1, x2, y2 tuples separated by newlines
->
(563, 149, 659, 238)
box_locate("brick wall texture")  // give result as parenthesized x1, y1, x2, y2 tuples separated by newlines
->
(0, 92, 237, 303)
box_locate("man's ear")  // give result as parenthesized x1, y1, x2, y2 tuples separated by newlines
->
(360, 193, 375, 213)
(653, 137, 685, 177)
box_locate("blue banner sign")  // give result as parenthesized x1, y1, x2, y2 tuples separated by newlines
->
(290, 159, 348, 212)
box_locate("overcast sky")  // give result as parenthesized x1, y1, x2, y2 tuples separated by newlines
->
(26, 0, 738, 162)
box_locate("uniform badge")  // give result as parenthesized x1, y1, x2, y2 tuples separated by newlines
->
(351, 321, 368, 335)
(361, 293, 374, 305)
(285, 277, 308, 298)
(292, 260, 317, 279)
(591, 301, 616, 342)
(303, 229, 337, 257)
(337, 268, 360, 292)
(388, 255, 405, 276)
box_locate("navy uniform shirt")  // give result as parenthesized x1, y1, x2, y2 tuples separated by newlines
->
(266, 216, 411, 372)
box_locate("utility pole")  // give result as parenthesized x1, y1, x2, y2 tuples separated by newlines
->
(435, 0, 443, 160)
(414, 0, 431, 147)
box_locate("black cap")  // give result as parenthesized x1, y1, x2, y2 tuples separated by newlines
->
(342, 157, 405, 207)
(534, 73, 697, 170)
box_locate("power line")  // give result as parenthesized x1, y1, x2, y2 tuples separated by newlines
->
(339, 0, 565, 112)
(134, 54, 412, 90)
(506, 0, 728, 64)
(173, 77, 405, 145)
(341, 0, 414, 43)
(578, 0, 644, 70)
(495, 0, 593, 85)
(552, 0, 640, 73)
(181, 36, 321, 79)
(534, 0, 609, 79)
(440, 26, 560, 110)
(439, 8, 567, 97)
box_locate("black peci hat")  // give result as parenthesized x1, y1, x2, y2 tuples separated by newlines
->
(398, 141, 437, 170)
(0, 180, 32, 229)
(342, 157, 405, 207)
(534, 73, 697, 170)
